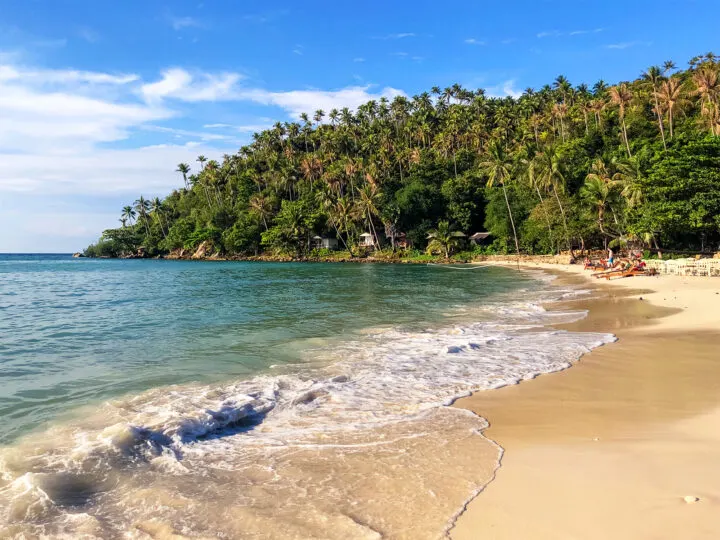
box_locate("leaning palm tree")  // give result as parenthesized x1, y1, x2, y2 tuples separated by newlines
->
(480, 141, 520, 261)
(426, 221, 466, 259)
(608, 83, 633, 157)
(150, 197, 167, 239)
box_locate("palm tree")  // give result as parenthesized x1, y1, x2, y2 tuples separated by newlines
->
(426, 221, 466, 259)
(249, 194, 272, 230)
(656, 77, 688, 139)
(356, 183, 382, 248)
(150, 197, 167, 239)
(480, 141, 520, 260)
(176, 163, 191, 189)
(121, 205, 136, 226)
(535, 147, 570, 250)
(692, 67, 720, 135)
(642, 66, 667, 149)
(196, 155, 207, 170)
(133, 196, 151, 236)
(614, 158, 644, 209)
(582, 159, 619, 237)
(608, 83, 633, 157)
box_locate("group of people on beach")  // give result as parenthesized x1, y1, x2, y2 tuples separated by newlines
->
(583, 249, 653, 279)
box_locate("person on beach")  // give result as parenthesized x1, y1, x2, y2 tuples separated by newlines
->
(607, 248, 614, 268)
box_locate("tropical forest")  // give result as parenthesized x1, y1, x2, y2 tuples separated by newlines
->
(85, 53, 720, 261)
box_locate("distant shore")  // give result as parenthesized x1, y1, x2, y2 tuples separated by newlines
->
(451, 263, 720, 539)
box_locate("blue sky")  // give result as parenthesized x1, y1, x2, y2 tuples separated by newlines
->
(1, 0, 719, 252)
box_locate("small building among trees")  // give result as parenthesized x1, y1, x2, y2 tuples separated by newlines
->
(312, 236, 339, 250)
(359, 233, 375, 248)
(469, 232, 492, 245)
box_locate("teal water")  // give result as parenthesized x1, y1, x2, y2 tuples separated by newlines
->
(0, 255, 615, 538)
(0, 254, 532, 444)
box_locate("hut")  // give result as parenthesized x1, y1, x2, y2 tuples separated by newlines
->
(359, 232, 375, 248)
(469, 232, 492, 245)
(312, 236, 339, 250)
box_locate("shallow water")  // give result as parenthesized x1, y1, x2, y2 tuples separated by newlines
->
(0, 255, 614, 538)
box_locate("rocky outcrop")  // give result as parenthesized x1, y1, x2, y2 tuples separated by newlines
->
(191, 241, 212, 259)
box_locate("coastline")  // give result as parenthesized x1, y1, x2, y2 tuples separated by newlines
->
(450, 264, 720, 539)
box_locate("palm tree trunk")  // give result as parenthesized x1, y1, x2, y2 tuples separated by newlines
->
(621, 118, 632, 157)
(552, 185, 571, 250)
(669, 108, 674, 139)
(535, 186, 555, 254)
(653, 93, 667, 149)
(501, 182, 521, 265)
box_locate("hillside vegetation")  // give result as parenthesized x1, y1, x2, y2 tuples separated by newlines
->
(86, 53, 720, 260)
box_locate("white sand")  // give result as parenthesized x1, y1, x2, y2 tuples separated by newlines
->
(451, 263, 720, 540)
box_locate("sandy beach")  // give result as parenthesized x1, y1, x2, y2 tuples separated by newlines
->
(451, 263, 720, 540)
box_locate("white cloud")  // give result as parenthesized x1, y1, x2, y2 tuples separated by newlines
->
(0, 57, 408, 251)
(0, 143, 229, 195)
(464, 38, 485, 45)
(238, 85, 405, 119)
(0, 65, 169, 154)
(486, 80, 522, 99)
(353, 57, 365, 62)
(140, 68, 243, 102)
(606, 41, 650, 50)
(539, 28, 604, 38)
(170, 16, 201, 30)
(78, 27, 100, 43)
(0, 65, 138, 85)
(374, 33, 416, 40)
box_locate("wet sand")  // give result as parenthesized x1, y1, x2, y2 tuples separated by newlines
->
(451, 267, 720, 539)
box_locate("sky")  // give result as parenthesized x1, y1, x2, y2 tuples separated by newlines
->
(1, 0, 719, 252)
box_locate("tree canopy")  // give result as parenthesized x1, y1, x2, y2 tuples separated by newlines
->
(86, 52, 720, 259)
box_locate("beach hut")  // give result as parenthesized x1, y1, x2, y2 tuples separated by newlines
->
(312, 236, 339, 250)
(359, 232, 375, 248)
(469, 232, 492, 245)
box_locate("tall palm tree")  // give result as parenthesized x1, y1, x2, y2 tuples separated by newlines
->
(121, 205, 136, 226)
(150, 197, 167, 239)
(480, 141, 520, 260)
(642, 66, 667, 149)
(176, 163, 191, 189)
(608, 83, 633, 157)
(535, 147, 570, 249)
(582, 159, 619, 237)
(249, 195, 272, 230)
(692, 67, 720, 136)
(426, 221, 466, 259)
(196, 155, 207, 170)
(656, 77, 688, 139)
(133, 196, 151, 236)
(356, 183, 382, 248)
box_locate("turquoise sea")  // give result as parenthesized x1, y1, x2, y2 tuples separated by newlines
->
(0, 254, 614, 538)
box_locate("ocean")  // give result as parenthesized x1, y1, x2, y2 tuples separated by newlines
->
(0, 254, 614, 538)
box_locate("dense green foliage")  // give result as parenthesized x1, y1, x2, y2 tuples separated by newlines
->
(86, 53, 720, 259)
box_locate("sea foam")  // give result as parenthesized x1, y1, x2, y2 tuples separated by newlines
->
(0, 284, 614, 539)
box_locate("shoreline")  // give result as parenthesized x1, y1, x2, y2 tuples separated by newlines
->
(450, 264, 720, 539)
